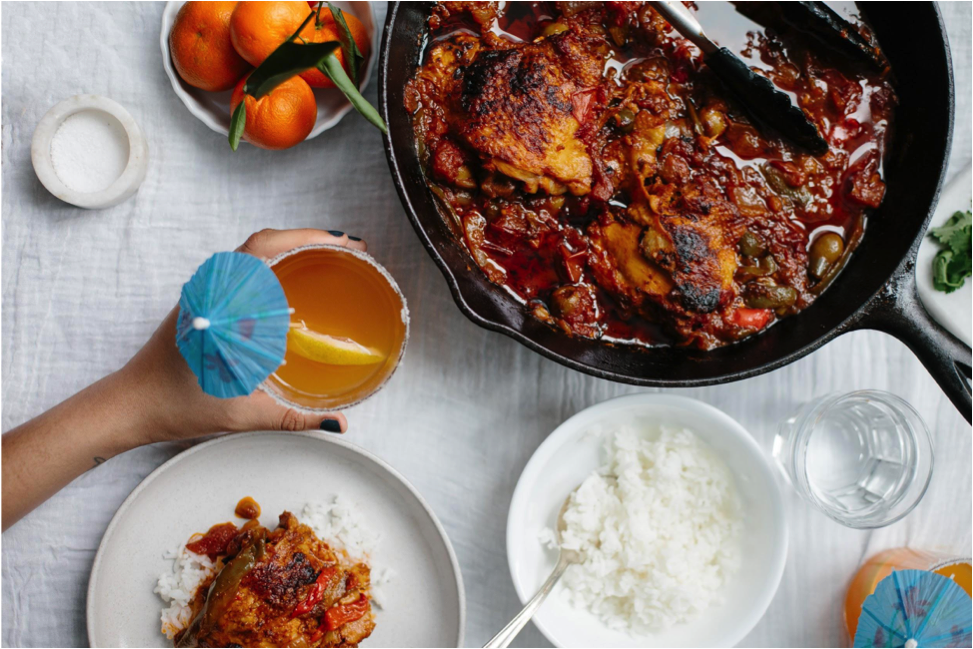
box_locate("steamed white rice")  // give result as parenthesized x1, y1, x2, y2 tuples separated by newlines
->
(301, 497, 394, 608)
(543, 424, 743, 634)
(155, 544, 217, 640)
(155, 497, 390, 640)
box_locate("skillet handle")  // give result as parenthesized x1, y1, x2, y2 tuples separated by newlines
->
(850, 276, 971, 423)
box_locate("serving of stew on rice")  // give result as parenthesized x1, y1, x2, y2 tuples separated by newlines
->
(173, 511, 375, 648)
(405, 1, 896, 349)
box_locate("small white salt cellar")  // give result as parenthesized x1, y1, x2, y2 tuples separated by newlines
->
(32, 95, 148, 209)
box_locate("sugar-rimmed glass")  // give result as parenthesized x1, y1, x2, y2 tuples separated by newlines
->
(261, 245, 409, 412)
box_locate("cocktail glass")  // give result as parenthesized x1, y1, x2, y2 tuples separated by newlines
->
(261, 245, 409, 411)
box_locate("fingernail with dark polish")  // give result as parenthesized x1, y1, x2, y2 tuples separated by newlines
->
(320, 419, 342, 433)
(348, 235, 362, 242)
(328, 230, 345, 237)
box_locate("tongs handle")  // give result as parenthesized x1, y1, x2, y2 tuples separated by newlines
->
(704, 48, 829, 155)
(649, 0, 829, 155)
(779, 1, 885, 70)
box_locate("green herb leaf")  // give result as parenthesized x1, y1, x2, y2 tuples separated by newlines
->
(930, 210, 972, 251)
(319, 55, 387, 133)
(229, 101, 246, 151)
(243, 41, 341, 100)
(290, 6, 318, 43)
(327, 2, 365, 84)
(231, 3, 384, 138)
(930, 209, 972, 293)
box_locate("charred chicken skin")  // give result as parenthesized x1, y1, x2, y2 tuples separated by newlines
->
(406, 1, 895, 349)
(175, 512, 374, 648)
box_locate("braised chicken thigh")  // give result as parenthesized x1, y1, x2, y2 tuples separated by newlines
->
(407, 1, 895, 348)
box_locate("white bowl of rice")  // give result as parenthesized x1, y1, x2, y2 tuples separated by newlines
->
(507, 394, 787, 648)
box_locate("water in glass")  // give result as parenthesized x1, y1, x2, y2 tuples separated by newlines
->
(773, 391, 933, 528)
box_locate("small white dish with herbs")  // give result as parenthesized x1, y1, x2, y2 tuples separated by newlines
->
(916, 164, 972, 346)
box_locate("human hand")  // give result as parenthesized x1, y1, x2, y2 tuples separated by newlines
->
(124, 228, 367, 444)
(3, 228, 370, 530)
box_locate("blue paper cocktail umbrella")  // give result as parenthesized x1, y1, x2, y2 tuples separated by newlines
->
(854, 569, 972, 648)
(176, 251, 291, 398)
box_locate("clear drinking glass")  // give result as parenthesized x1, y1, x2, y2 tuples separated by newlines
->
(772, 390, 934, 529)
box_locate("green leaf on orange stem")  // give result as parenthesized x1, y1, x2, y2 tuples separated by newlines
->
(229, 101, 246, 151)
(318, 54, 386, 133)
(231, 4, 384, 138)
(327, 2, 365, 84)
(243, 41, 341, 100)
(290, 6, 318, 43)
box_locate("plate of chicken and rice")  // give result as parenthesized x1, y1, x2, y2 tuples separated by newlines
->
(86, 431, 464, 648)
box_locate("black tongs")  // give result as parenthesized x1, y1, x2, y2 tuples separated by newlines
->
(649, 0, 829, 155)
(778, 1, 885, 70)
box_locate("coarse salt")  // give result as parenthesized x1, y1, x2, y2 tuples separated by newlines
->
(50, 109, 129, 193)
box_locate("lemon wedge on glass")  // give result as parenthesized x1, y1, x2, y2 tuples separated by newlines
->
(287, 322, 386, 366)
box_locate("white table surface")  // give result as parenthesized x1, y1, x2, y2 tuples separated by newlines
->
(2, 2, 970, 647)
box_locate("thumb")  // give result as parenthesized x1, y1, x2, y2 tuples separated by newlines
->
(240, 390, 348, 434)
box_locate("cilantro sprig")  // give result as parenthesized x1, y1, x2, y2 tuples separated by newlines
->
(929, 209, 972, 293)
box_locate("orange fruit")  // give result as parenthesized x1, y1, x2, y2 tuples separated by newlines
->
(169, 1, 251, 92)
(230, 1, 314, 67)
(298, 8, 371, 89)
(230, 74, 317, 150)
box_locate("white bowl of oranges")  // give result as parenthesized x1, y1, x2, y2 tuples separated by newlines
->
(161, 1, 377, 149)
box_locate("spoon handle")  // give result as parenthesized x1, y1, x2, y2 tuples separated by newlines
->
(483, 555, 572, 648)
(648, 0, 717, 53)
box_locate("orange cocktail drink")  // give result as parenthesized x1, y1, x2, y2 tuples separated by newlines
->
(845, 547, 972, 639)
(263, 245, 408, 411)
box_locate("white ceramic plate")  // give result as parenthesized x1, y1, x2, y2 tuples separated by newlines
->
(87, 431, 465, 648)
(507, 394, 787, 648)
(915, 163, 972, 347)
(160, 1, 378, 143)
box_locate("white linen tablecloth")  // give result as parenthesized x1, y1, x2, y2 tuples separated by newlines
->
(2, 2, 970, 647)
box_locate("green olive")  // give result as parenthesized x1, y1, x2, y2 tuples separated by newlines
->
(809, 232, 845, 279)
(615, 109, 636, 132)
(541, 22, 569, 38)
(744, 284, 798, 309)
(737, 255, 778, 281)
(761, 255, 778, 275)
(739, 230, 766, 258)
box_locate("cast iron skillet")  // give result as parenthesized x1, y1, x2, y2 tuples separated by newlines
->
(379, 2, 972, 422)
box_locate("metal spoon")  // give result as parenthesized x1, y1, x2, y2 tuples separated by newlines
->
(648, 0, 829, 155)
(483, 488, 584, 648)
